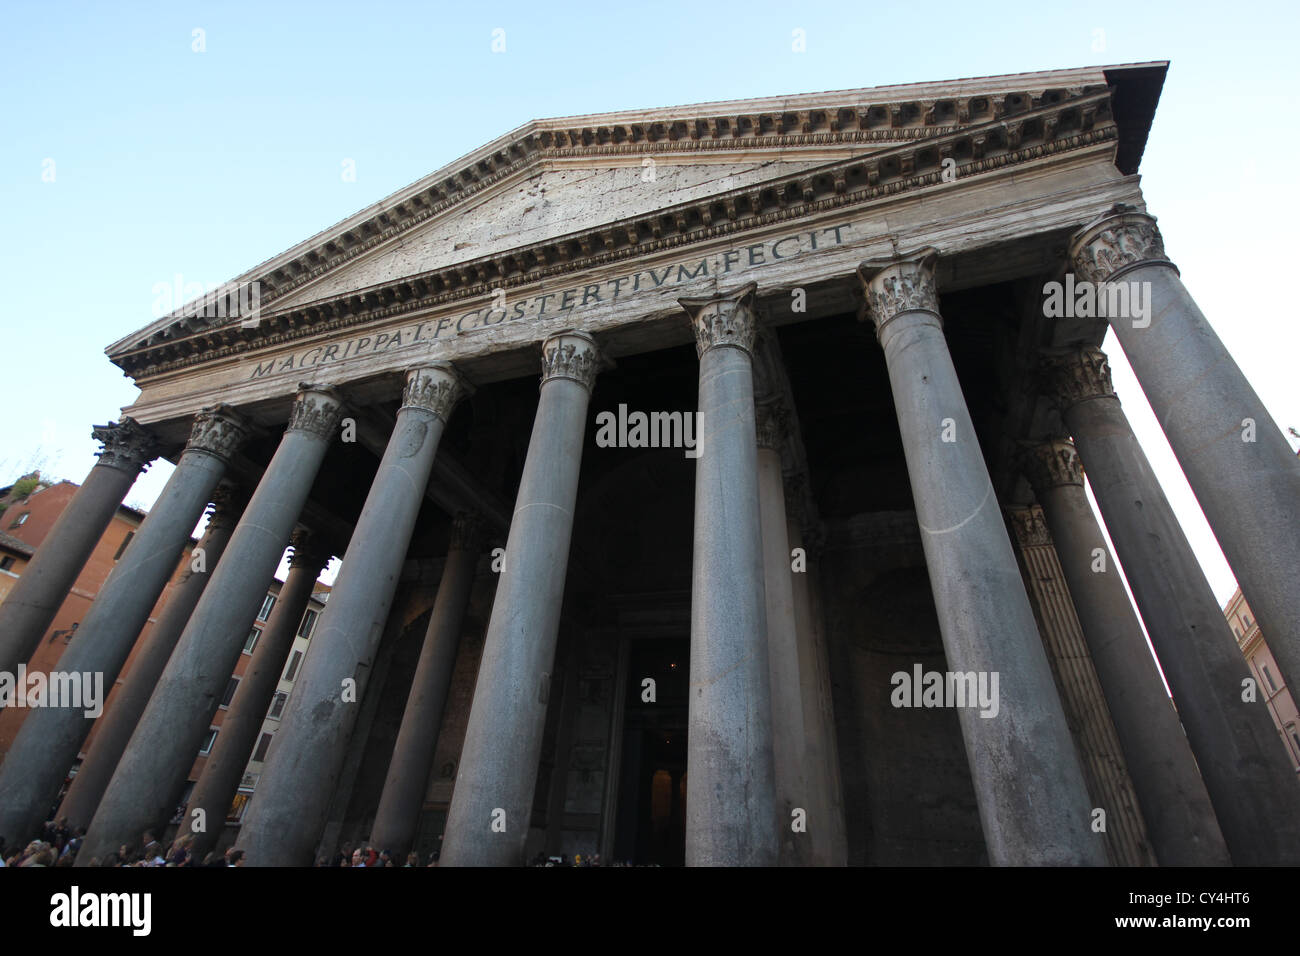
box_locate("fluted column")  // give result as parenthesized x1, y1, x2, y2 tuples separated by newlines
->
(181, 527, 332, 859)
(1019, 438, 1230, 866)
(1041, 348, 1300, 864)
(0, 409, 250, 843)
(440, 331, 601, 867)
(858, 249, 1103, 865)
(56, 482, 247, 830)
(77, 384, 345, 866)
(678, 284, 778, 867)
(370, 512, 482, 858)
(756, 403, 809, 866)
(0, 418, 157, 676)
(1071, 205, 1300, 694)
(236, 365, 470, 866)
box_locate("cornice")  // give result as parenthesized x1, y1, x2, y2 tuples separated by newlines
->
(113, 89, 1116, 382)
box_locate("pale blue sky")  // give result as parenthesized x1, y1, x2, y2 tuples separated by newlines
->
(1, 0, 1296, 600)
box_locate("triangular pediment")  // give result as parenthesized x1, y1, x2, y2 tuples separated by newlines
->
(108, 61, 1165, 377)
(268, 156, 836, 312)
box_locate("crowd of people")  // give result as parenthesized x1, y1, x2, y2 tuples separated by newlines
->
(0, 819, 248, 867)
(3, 817, 642, 867)
(314, 845, 440, 867)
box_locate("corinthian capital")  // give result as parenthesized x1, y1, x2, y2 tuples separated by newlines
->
(91, 417, 159, 474)
(540, 330, 601, 391)
(288, 526, 333, 574)
(402, 364, 472, 421)
(287, 383, 345, 440)
(1019, 438, 1085, 492)
(857, 247, 940, 335)
(206, 481, 247, 532)
(449, 511, 484, 553)
(1069, 204, 1173, 285)
(1039, 347, 1116, 412)
(186, 404, 253, 464)
(679, 282, 758, 358)
(1007, 505, 1053, 548)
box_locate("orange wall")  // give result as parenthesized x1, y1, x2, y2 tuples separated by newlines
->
(0, 482, 195, 760)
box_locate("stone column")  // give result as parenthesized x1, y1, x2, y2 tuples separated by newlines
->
(1071, 205, 1300, 693)
(756, 403, 809, 866)
(440, 331, 601, 867)
(1019, 438, 1230, 866)
(235, 365, 470, 866)
(785, 502, 848, 866)
(0, 407, 249, 844)
(56, 483, 247, 831)
(370, 512, 482, 858)
(180, 527, 332, 859)
(858, 249, 1103, 866)
(0, 418, 157, 676)
(678, 283, 778, 867)
(76, 384, 345, 866)
(1041, 348, 1300, 865)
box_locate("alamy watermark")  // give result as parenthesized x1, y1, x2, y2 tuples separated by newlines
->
(1042, 273, 1150, 328)
(890, 664, 999, 718)
(151, 274, 263, 328)
(595, 404, 702, 459)
(0, 664, 103, 718)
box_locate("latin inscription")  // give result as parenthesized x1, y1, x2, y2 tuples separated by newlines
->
(246, 223, 853, 380)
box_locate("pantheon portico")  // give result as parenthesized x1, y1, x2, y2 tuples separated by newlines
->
(1, 61, 1298, 866)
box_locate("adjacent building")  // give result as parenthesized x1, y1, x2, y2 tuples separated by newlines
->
(1226, 588, 1300, 771)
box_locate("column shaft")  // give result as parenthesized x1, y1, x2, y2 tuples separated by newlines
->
(860, 250, 1103, 865)
(757, 411, 809, 865)
(235, 366, 469, 866)
(1072, 207, 1300, 693)
(1022, 439, 1230, 865)
(53, 482, 245, 831)
(0, 410, 248, 843)
(369, 515, 479, 858)
(181, 529, 329, 859)
(0, 419, 156, 676)
(76, 385, 344, 866)
(1047, 351, 1300, 864)
(786, 514, 847, 866)
(680, 285, 778, 867)
(440, 332, 600, 867)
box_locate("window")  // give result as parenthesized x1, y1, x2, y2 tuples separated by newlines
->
(113, 530, 135, 560)
(220, 676, 240, 708)
(0, 555, 14, 572)
(10, 512, 29, 528)
(268, 691, 288, 720)
(283, 650, 303, 682)
(1242, 613, 1254, 629)
(243, 627, 260, 654)
(1261, 664, 1279, 694)
(1289, 725, 1300, 757)
(298, 609, 319, 640)
(199, 728, 218, 754)
(252, 732, 273, 762)
(227, 791, 252, 823)
(257, 594, 276, 621)
(1232, 627, 1242, 639)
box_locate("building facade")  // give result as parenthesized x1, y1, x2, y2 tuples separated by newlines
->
(0, 477, 193, 759)
(1226, 588, 1300, 771)
(1, 62, 1298, 866)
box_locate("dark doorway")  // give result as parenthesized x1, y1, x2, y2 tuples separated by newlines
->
(612, 637, 688, 866)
